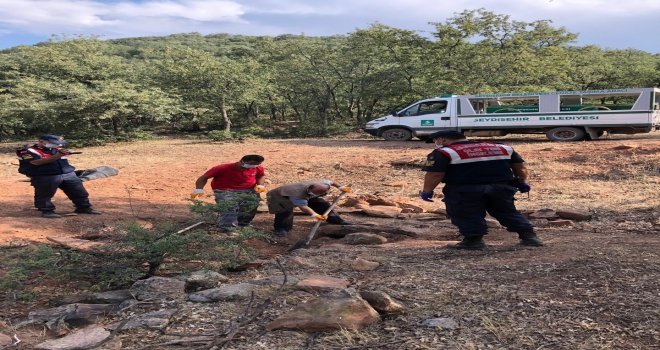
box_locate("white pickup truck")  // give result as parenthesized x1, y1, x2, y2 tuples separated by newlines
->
(363, 88, 660, 141)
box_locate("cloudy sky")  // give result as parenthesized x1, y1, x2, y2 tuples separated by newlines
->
(1, 0, 658, 53)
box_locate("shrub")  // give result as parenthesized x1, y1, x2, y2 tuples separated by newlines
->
(0, 192, 267, 301)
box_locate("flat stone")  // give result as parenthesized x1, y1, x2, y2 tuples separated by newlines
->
(129, 277, 186, 301)
(341, 198, 368, 208)
(397, 203, 425, 213)
(416, 215, 443, 221)
(430, 208, 448, 216)
(266, 296, 380, 332)
(546, 219, 574, 227)
(556, 209, 591, 221)
(529, 209, 558, 219)
(359, 290, 405, 313)
(342, 233, 388, 245)
(420, 317, 459, 329)
(350, 258, 380, 271)
(485, 218, 501, 228)
(35, 326, 110, 350)
(0, 334, 13, 347)
(46, 237, 104, 254)
(229, 259, 267, 271)
(173, 270, 229, 291)
(369, 197, 397, 208)
(362, 206, 402, 218)
(188, 283, 254, 302)
(29, 304, 119, 327)
(60, 290, 133, 306)
(296, 275, 350, 293)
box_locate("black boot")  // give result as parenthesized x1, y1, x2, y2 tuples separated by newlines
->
(518, 230, 544, 246)
(447, 236, 486, 250)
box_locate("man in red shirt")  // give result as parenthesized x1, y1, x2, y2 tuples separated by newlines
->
(192, 155, 266, 233)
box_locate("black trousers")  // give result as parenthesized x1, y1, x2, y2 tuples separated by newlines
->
(442, 183, 533, 237)
(31, 172, 92, 212)
(274, 198, 342, 231)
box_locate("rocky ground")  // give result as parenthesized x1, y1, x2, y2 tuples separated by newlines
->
(1, 133, 659, 349)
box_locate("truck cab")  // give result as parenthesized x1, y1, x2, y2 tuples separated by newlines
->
(363, 95, 458, 141)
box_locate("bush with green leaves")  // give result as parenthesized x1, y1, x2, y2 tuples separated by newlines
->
(0, 193, 267, 301)
(207, 129, 233, 141)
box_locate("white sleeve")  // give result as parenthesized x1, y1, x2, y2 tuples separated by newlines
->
(320, 180, 333, 186)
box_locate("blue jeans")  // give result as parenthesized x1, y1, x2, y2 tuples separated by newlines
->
(442, 183, 533, 237)
(31, 172, 91, 212)
(213, 189, 260, 229)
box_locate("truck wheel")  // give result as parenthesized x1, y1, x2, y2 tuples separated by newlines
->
(546, 127, 586, 142)
(381, 128, 413, 141)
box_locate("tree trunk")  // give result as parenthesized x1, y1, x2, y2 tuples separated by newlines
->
(221, 96, 231, 132)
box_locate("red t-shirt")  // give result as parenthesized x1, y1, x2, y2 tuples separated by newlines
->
(204, 163, 265, 190)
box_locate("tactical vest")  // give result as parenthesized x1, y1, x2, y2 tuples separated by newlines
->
(437, 142, 516, 184)
(16, 145, 75, 176)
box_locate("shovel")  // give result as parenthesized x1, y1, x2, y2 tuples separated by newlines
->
(289, 184, 353, 252)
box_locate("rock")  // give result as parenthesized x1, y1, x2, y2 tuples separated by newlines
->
(362, 206, 402, 218)
(188, 283, 255, 302)
(416, 215, 443, 221)
(546, 219, 574, 227)
(581, 223, 593, 230)
(556, 209, 592, 221)
(521, 210, 537, 218)
(29, 304, 119, 327)
(105, 309, 177, 331)
(173, 270, 229, 291)
(385, 181, 408, 187)
(485, 218, 501, 228)
(529, 209, 558, 219)
(611, 145, 636, 150)
(341, 198, 367, 208)
(530, 219, 549, 227)
(229, 259, 267, 271)
(35, 326, 110, 349)
(420, 317, 459, 329)
(46, 237, 104, 254)
(397, 203, 425, 213)
(369, 197, 398, 207)
(396, 213, 412, 219)
(359, 290, 405, 313)
(350, 258, 380, 271)
(266, 296, 380, 332)
(296, 276, 350, 293)
(129, 277, 186, 301)
(342, 233, 388, 245)
(0, 334, 13, 347)
(430, 208, 448, 216)
(59, 290, 133, 306)
(249, 275, 307, 286)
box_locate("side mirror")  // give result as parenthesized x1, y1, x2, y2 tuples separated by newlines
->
(391, 110, 398, 116)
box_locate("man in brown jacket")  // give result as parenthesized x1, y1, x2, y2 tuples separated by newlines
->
(267, 179, 354, 237)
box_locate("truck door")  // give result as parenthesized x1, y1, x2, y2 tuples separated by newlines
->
(398, 100, 453, 137)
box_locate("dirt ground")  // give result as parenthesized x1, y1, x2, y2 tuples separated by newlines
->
(0, 133, 659, 349)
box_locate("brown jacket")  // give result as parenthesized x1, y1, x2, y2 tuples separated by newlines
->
(267, 180, 326, 214)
